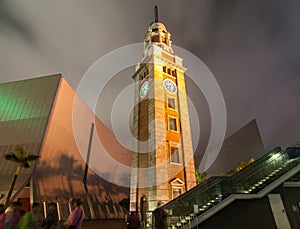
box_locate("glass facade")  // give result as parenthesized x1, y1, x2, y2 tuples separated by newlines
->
(32, 77, 130, 219)
(0, 74, 61, 199)
(0, 74, 131, 219)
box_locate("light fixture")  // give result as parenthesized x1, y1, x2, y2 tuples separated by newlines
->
(272, 153, 281, 160)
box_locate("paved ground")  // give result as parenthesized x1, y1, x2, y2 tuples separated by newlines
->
(81, 219, 126, 229)
(50, 218, 128, 229)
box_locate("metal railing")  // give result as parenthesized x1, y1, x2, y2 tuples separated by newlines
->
(153, 147, 300, 228)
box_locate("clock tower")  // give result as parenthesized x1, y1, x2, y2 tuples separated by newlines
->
(130, 6, 196, 214)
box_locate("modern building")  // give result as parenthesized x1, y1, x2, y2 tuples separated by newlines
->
(204, 119, 265, 177)
(129, 8, 196, 217)
(0, 74, 131, 219)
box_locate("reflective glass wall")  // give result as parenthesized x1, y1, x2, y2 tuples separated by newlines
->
(0, 74, 61, 197)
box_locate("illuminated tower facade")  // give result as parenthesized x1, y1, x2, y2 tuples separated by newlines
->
(130, 8, 196, 213)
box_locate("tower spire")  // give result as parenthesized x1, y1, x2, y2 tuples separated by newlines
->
(154, 5, 159, 22)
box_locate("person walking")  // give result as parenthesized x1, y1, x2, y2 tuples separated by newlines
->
(41, 203, 58, 229)
(0, 204, 5, 229)
(18, 203, 41, 229)
(67, 199, 83, 229)
(127, 211, 140, 229)
(3, 203, 14, 229)
(11, 202, 21, 229)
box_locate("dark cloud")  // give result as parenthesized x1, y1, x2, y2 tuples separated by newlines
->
(0, 0, 299, 161)
(0, 0, 34, 44)
(195, 0, 300, 150)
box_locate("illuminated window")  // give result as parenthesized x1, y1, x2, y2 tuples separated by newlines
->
(170, 146, 180, 164)
(163, 67, 177, 78)
(168, 117, 177, 131)
(171, 70, 177, 77)
(167, 97, 176, 109)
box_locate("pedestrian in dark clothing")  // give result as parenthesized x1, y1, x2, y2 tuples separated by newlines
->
(127, 211, 140, 229)
(153, 201, 166, 229)
(41, 203, 58, 229)
(0, 204, 5, 229)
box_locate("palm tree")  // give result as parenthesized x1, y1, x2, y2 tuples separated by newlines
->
(4, 145, 39, 207)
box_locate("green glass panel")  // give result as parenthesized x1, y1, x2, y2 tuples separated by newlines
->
(0, 75, 60, 121)
(0, 74, 61, 146)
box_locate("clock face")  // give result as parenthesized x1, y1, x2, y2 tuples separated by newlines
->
(140, 81, 149, 98)
(163, 79, 177, 94)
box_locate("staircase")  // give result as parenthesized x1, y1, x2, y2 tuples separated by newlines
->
(154, 147, 300, 229)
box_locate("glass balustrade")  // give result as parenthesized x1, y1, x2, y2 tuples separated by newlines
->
(153, 147, 300, 228)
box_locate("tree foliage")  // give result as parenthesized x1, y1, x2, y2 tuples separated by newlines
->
(218, 158, 255, 177)
(4, 145, 39, 207)
(195, 169, 207, 184)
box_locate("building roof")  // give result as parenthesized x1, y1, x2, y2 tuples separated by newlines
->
(0, 74, 131, 219)
(204, 119, 265, 176)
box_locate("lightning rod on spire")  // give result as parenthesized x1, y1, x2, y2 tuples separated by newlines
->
(154, 5, 159, 22)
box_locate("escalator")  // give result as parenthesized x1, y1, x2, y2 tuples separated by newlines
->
(154, 146, 300, 228)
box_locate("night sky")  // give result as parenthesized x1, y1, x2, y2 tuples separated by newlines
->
(0, 0, 299, 170)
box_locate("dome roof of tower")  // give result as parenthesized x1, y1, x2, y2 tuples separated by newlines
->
(149, 22, 167, 32)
